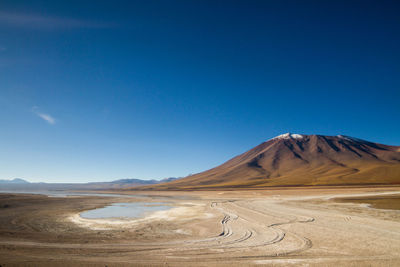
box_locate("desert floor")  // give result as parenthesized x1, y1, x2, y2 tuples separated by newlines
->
(1, 187, 400, 266)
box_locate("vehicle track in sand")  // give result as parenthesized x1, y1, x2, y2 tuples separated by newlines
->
(2, 189, 400, 266)
(0, 198, 315, 260)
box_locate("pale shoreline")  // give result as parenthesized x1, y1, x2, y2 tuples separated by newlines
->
(69, 202, 212, 230)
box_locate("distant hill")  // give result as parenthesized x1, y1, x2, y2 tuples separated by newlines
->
(0, 177, 179, 190)
(159, 177, 179, 183)
(143, 133, 400, 190)
(85, 177, 179, 189)
(0, 178, 29, 184)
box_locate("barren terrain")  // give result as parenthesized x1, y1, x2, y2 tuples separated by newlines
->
(1, 187, 400, 266)
(147, 134, 400, 190)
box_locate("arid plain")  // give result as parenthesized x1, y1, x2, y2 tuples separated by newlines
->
(2, 0, 400, 265)
(1, 186, 400, 266)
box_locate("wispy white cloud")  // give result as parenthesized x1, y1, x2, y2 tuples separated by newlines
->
(37, 113, 56, 124)
(0, 11, 113, 30)
(32, 107, 56, 125)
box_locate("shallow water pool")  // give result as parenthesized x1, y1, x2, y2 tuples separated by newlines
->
(80, 202, 171, 219)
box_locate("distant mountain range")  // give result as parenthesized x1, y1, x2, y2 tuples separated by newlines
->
(0, 177, 179, 189)
(144, 133, 400, 190)
(85, 177, 179, 189)
(0, 178, 29, 184)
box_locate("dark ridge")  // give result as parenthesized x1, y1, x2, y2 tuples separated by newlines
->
(272, 152, 280, 169)
(283, 141, 294, 151)
(338, 140, 362, 158)
(296, 140, 305, 151)
(293, 151, 303, 160)
(340, 136, 388, 151)
(283, 141, 308, 162)
(326, 157, 347, 168)
(317, 146, 323, 153)
(247, 153, 264, 168)
(321, 136, 341, 152)
(247, 158, 262, 168)
(361, 141, 388, 151)
(292, 150, 309, 163)
(352, 143, 378, 159)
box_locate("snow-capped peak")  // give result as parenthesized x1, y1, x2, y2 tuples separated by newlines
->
(272, 133, 304, 140)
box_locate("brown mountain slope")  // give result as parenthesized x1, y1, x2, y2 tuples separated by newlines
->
(143, 134, 400, 190)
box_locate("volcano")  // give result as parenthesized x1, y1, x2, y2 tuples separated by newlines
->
(146, 133, 400, 189)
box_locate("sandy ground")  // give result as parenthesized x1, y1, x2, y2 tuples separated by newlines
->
(0, 187, 400, 266)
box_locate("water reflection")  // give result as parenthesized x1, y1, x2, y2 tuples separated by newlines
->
(80, 202, 171, 219)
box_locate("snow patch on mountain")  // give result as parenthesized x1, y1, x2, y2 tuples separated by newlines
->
(272, 133, 304, 140)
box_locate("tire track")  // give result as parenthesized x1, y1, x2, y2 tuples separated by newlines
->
(0, 198, 316, 261)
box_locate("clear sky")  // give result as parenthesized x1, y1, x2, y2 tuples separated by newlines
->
(1, 0, 399, 183)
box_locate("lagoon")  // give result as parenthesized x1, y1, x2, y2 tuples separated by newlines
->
(80, 202, 171, 219)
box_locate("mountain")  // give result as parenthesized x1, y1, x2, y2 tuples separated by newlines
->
(159, 177, 179, 183)
(0, 177, 180, 190)
(0, 178, 29, 184)
(109, 178, 159, 185)
(144, 133, 400, 190)
(85, 177, 180, 189)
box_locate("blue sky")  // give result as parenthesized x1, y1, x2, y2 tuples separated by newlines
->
(1, 0, 399, 183)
